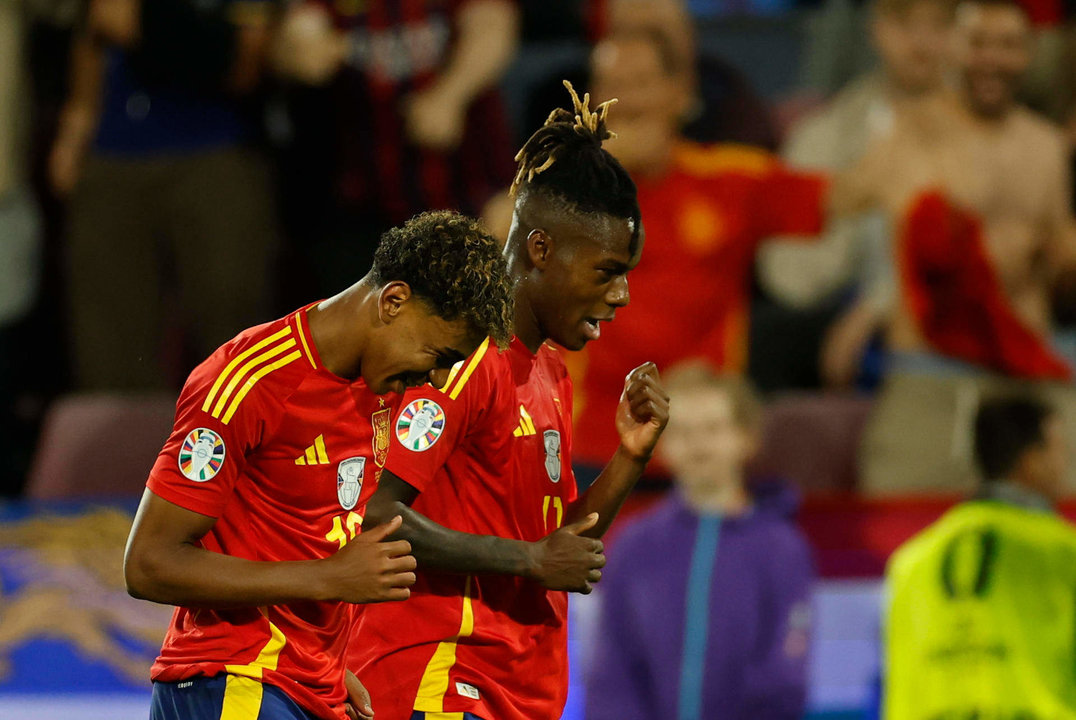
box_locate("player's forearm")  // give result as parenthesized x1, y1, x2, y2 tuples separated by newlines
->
(367, 499, 536, 577)
(569, 445, 649, 539)
(124, 542, 335, 608)
(432, 0, 518, 105)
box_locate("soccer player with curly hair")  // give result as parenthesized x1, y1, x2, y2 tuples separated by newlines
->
(124, 211, 513, 720)
(351, 83, 670, 720)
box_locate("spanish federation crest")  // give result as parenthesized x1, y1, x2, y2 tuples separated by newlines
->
(543, 430, 562, 483)
(337, 457, 365, 510)
(178, 428, 225, 482)
(371, 408, 391, 468)
(396, 399, 445, 452)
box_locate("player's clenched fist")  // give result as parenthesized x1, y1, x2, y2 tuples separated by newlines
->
(526, 512, 606, 594)
(320, 516, 417, 604)
(616, 362, 670, 461)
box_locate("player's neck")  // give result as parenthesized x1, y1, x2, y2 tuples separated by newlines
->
(511, 291, 544, 354)
(306, 280, 375, 380)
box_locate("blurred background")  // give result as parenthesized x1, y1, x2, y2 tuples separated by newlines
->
(4, 0, 1076, 715)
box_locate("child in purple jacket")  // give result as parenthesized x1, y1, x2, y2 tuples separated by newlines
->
(585, 362, 815, 720)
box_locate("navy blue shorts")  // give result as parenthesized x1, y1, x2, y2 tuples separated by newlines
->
(151, 674, 316, 720)
(409, 713, 486, 720)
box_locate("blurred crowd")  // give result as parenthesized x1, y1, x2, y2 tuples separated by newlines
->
(6, 0, 1076, 715)
(7, 0, 1076, 499)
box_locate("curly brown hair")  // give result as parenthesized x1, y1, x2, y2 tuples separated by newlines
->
(371, 211, 514, 347)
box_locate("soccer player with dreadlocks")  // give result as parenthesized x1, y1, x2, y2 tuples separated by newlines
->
(350, 82, 670, 720)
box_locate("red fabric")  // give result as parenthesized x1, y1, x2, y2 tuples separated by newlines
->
(899, 190, 1071, 381)
(1018, 0, 1063, 26)
(321, 0, 515, 223)
(148, 307, 400, 720)
(570, 143, 827, 471)
(351, 338, 578, 720)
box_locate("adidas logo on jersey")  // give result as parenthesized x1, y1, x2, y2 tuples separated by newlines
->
(295, 434, 330, 465)
(513, 405, 537, 437)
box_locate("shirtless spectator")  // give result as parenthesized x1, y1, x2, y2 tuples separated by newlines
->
(833, 0, 1076, 494)
(756, 0, 955, 389)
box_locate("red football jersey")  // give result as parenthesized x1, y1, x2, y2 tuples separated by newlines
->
(147, 306, 398, 720)
(569, 142, 827, 471)
(349, 337, 578, 720)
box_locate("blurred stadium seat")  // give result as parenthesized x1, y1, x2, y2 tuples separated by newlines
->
(26, 393, 176, 499)
(753, 392, 873, 493)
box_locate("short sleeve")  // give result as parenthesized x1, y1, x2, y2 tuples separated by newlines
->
(146, 354, 277, 518)
(384, 337, 496, 493)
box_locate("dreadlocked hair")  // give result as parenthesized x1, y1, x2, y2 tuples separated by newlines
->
(371, 211, 515, 348)
(511, 80, 640, 242)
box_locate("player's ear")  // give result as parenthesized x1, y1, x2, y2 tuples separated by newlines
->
(378, 282, 413, 324)
(526, 229, 554, 270)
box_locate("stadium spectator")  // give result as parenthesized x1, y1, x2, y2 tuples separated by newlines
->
(555, 28, 826, 485)
(832, 0, 1076, 495)
(884, 394, 1076, 718)
(273, 0, 519, 296)
(585, 362, 814, 720)
(52, 0, 280, 392)
(755, 0, 955, 389)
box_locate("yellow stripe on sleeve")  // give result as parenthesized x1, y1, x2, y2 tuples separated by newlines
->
(413, 576, 475, 713)
(222, 351, 301, 424)
(314, 434, 329, 464)
(203, 327, 292, 413)
(212, 338, 297, 419)
(447, 338, 491, 401)
(294, 312, 317, 369)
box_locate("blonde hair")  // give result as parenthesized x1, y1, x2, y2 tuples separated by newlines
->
(663, 360, 763, 432)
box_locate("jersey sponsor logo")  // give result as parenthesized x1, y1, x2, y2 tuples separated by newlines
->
(337, 457, 365, 510)
(371, 408, 391, 467)
(455, 682, 481, 700)
(544, 430, 562, 483)
(512, 404, 537, 437)
(396, 399, 445, 452)
(295, 434, 330, 466)
(178, 428, 226, 481)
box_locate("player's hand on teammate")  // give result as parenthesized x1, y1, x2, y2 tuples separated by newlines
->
(528, 512, 606, 594)
(615, 362, 670, 461)
(344, 670, 375, 720)
(321, 515, 417, 604)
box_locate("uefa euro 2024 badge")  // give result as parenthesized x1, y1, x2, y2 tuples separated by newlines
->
(396, 398, 445, 452)
(337, 457, 365, 511)
(544, 430, 561, 483)
(178, 428, 226, 482)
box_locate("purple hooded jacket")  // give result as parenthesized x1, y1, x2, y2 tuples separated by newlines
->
(584, 480, 814, 720)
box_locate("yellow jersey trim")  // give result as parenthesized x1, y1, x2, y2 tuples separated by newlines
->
(220, 611, 287, 719)
(447, 338, 491, 401)
(413, 576, 475, 713)
(294, 311, 318, 370)
(202, 327, 292, 413)
(221, 351, 301, 424)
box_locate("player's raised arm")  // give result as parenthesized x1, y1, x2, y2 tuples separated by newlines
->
(125, 491, 416, 607)
(567, 362, 670, 538)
